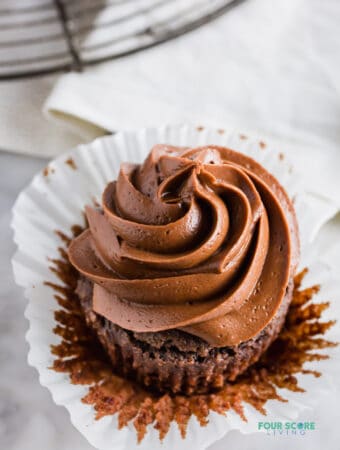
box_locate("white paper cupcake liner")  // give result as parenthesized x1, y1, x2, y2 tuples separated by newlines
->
(11, 124, 340, 450)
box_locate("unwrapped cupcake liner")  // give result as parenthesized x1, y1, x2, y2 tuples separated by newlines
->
(11, 124, 340, 450)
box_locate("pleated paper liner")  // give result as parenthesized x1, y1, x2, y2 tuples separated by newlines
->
(12, 125, 339, 450)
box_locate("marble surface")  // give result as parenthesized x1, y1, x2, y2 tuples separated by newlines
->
(1, 150, 339, 450)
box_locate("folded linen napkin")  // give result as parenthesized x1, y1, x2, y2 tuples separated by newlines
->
(44, 0, 340, 206)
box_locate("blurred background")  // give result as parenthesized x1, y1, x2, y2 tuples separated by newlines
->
(1, 1, 340, 450)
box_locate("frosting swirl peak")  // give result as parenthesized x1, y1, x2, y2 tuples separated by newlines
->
(69, 145, 299, 346)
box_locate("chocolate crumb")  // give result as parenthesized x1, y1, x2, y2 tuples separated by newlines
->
(196, 126, 204, 132)
(43, 166, 55, 178)
(239, 134, 247, 140)
(259, 141, 266, 149)
(65, 157, 77, 170)
(279, 152, 285, 161)
(48, 228, 337, 443)
(217, 129, 225, 135)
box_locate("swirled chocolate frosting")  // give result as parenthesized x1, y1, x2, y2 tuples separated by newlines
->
(69, 145, 299, 346)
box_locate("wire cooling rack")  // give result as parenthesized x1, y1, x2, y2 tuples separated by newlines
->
(0, 0, 240, 80)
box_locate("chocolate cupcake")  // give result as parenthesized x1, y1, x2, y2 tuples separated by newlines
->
(68, 144, 299, 395)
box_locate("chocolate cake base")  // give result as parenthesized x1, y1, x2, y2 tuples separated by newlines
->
(76, 277, 293, 395)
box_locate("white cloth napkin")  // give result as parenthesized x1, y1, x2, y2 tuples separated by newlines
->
(46, 0, 340, 147)
(44, 0, 340, 206)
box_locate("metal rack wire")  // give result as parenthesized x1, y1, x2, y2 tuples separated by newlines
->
(0, 0, 239, 80)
